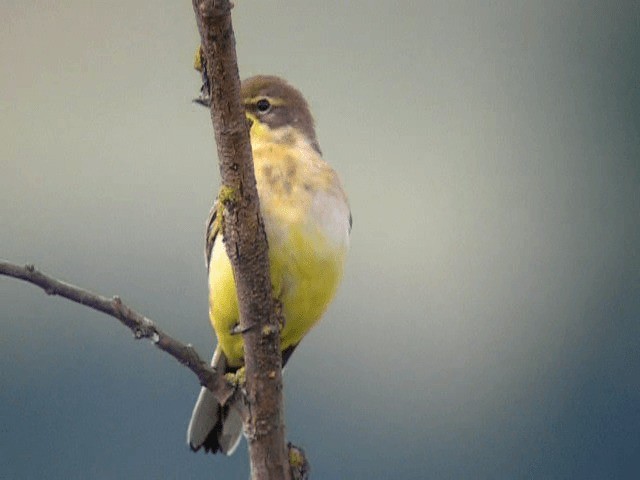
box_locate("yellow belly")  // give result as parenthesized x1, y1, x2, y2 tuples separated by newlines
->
(208, 227, 345, 367)
(208, 135, 349, 367)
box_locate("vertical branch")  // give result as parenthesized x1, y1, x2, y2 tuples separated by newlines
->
(190, 1, 290, 479)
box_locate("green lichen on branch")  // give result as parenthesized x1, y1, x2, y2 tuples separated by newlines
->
(288, 443, 310, 480)
(216, 185, 237, 235)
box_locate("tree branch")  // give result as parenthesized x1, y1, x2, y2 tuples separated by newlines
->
(0, 261, 235, 407)
(191, 1, 290, 479)
(2, 1, 294, 477)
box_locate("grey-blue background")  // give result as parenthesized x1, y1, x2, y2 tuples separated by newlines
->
(1, 1, 639, 478)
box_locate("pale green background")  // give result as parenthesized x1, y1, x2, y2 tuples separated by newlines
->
(1, 1, 639, 478)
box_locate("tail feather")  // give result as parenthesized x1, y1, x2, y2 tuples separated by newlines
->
(200, 402, 243, 455)
(187, 347, 243, 455)
(187, 344, 298, 454)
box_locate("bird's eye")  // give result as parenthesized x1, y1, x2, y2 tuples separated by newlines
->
(256, 99, 271, 113)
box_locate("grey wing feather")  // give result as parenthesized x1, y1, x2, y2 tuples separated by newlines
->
(204, 202, 219, 270)
(187, 347, 224, 451)
(187, 347, 243, 454)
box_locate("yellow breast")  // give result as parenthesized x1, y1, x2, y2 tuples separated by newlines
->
(208, 127, 350, 366)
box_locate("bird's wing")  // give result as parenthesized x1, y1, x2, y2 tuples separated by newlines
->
(204, 201, 219, 270)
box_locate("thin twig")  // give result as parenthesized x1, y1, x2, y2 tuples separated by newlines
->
(0, 260, 235, 407)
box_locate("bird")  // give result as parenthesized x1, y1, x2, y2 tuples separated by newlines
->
(187, 74, 351, 455)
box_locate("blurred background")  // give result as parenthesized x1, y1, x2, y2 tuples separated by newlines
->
(1, 1, 639, 478)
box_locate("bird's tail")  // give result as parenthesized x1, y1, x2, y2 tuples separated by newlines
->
(186, 346, 243, 455)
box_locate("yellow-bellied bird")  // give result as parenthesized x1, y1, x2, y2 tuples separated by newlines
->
(187, 75, 351, 454)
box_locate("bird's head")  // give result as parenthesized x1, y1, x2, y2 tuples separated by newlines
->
(239, 75, 319, 152)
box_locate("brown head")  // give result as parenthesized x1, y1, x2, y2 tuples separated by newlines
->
(241, 75, 321, 153)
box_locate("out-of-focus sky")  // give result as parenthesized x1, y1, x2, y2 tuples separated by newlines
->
(1, 1, 639, 478)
